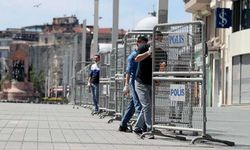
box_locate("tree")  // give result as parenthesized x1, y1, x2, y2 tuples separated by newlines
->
(29, 69, 45, 97)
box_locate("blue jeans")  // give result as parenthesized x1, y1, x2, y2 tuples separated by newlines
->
(120, 79, 142, 127)
(134, 81, 152, 132)
(91, 83, 99, 111)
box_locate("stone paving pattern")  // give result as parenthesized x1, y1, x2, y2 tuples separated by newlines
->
(0, 103, 249, 150)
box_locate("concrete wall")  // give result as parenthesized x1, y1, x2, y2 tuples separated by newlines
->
(227, 28, 250, 105)
(229, 29, 250, 57)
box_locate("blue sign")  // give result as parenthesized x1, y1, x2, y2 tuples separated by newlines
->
(170, 84, 185, 102)
(168, 33, 187, 47)
(216, 8, 232, 28)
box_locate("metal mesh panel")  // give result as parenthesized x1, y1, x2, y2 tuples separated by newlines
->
(154, 81, 202, 129)
(121, 38, 136, 115)
(152, 22, 205, 133)
(99, 53, 111, 111)
(115, 44, 125, 114)
(82, 65, 92, 107)
(111, 32, 153, 119)
(118, 32, 153, 116)
(107, 49, 116, 111)
(115, 36, 142, 115)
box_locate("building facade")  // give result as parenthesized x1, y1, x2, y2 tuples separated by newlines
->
(0, 16, 126, 100)
(227, 0, 250, 105)
(184, 0, 230, 106)
(0, 38, 12, 81)
(184, 0, 250, 106)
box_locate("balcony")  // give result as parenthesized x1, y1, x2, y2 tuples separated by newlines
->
(184, 0, 211, 13)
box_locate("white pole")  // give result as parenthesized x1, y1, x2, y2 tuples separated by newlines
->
(66, 49, 70, 85)
(80, 19, 87, 106)
(82, 19, 87, 69)
(62, 52, 67, 97)
(92, 0, 99, 57)
(69, 45, 73, 87)
(112, 0, 119, 49)
(158, 0, 168, 24)
(73, 35, 78, 103)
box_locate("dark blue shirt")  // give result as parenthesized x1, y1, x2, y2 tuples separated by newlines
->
(89, 63, 100, 84)
(126, 50, 138, 81)
(136, 44, 152, 85)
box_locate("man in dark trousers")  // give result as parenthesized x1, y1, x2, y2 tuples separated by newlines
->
(88, 54, 100, 113)
(118, 37, 145, 132)
(133, 36, 154, 139)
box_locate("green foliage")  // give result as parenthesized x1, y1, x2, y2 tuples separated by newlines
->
(48, 97, 64, 101)
(0, 78, 3, 91)
(29, 69, 45, 96)
(42, 97, 68, 104)
(0, 74, 11, 91)
(43, 97, 49, 100)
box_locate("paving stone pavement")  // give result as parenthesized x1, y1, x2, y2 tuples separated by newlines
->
(0, 103, 247, 150)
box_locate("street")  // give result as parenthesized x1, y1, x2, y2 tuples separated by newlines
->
(0, 103, 249, 150)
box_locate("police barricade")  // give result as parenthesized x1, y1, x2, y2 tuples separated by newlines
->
(73, 70, 84, 109)
(144, 21, 234, 146)
(105, 46, 118, 119)
(107, 40, 124, 123)
(103, 49, 117, 118)
(73, 62, 90, 109)
(81, 64, 93, 109)
(97, 52, 116, 118)
(108, 32, 152, 126)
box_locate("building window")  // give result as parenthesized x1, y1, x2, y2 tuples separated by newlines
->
(233, 0, 250, 32)
(45, 37, 48, 44)
(242, 0, 250, 29)
(232, 0, 241, 32)
(232, 54, 250, 104)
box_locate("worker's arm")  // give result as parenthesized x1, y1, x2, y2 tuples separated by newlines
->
(135, 51, 151, 62)
(87, 77, 91, 86)
(123, 55, 132, 94)
(135, 45, 151, 62)
(124, 73, 130, 86)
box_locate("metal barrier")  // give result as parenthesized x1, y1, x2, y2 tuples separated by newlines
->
(81, 64, 93, 109)
(108, 32, 152, 126)
(107, 40, 124, 123)
(97, 52, 116, 118)
(72, 61, 92, 109)
(140, 21, 234, 146)
(151, 22, 204, 139)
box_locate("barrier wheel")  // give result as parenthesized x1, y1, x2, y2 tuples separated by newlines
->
(107, 119, 113, 123)
(192, 131, 199, 136)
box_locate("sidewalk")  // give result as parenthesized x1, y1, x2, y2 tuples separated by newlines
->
(206, 106, 250, 148)
(0, 103, 248, 150)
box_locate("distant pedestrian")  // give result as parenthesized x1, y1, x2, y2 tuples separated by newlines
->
(88, 54, 100, 113)
(154, 31, 166, 87)
(118, 38, 143, 132)
(154, 31, 167, 72)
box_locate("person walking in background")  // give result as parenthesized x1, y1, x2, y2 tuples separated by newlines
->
(88, 54, 100, 114)
(118, 38, 143, 132)
(133, 36, 154, 138)
(154, 31, 167, 72)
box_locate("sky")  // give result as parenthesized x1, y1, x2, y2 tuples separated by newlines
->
(0, 0, 192, 30)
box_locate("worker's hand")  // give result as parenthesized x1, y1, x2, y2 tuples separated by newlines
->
(155, 80, 160, 86)
(123, 84, 129, 94)
(87, 82, 91, 87)
(146, 47, 152, 55)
